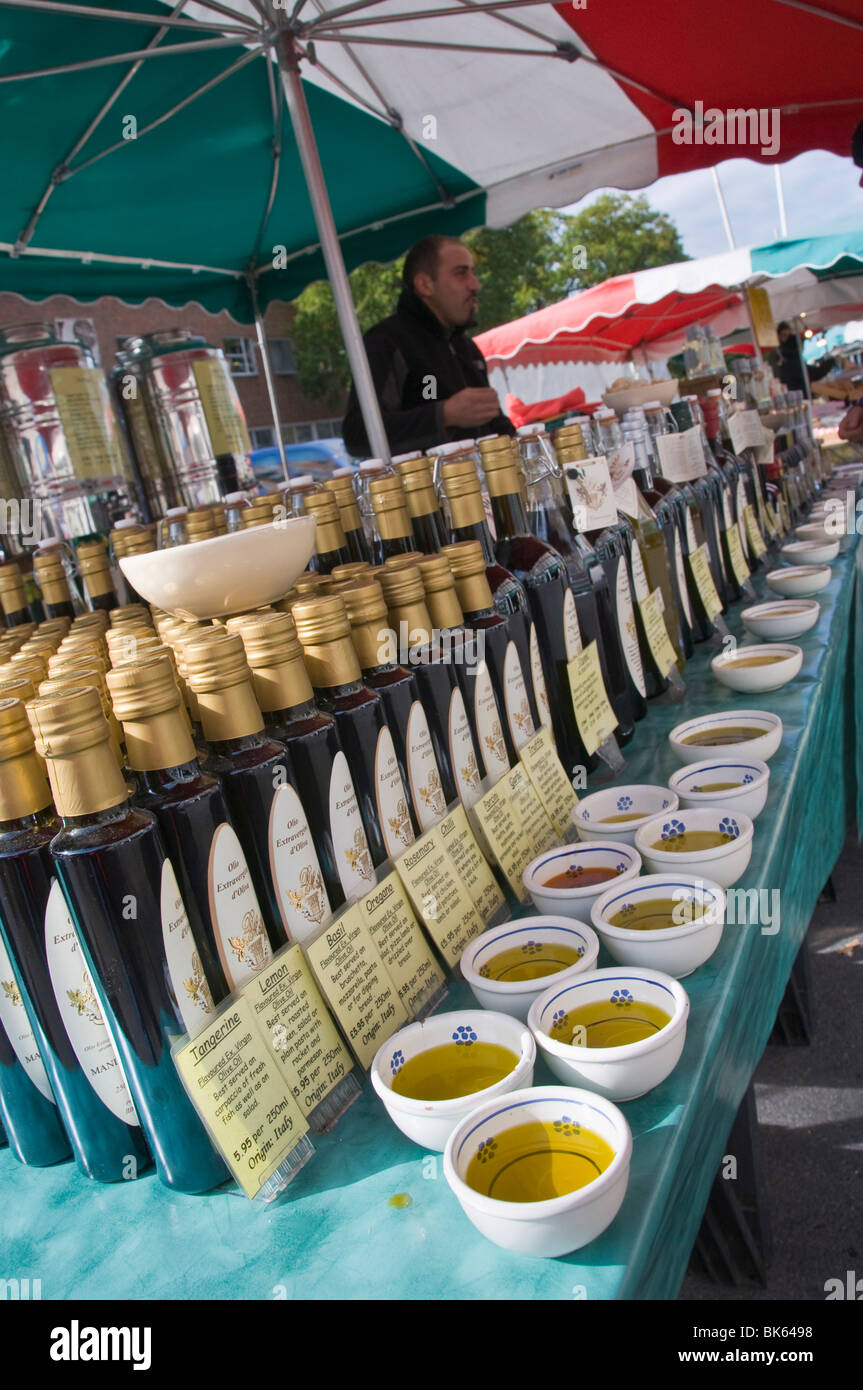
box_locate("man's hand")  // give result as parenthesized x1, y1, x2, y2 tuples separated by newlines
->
(442, 387, 502, 430)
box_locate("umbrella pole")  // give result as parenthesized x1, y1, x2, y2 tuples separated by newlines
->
(277, 35, 391, 464)
(247, 272, 290, 483)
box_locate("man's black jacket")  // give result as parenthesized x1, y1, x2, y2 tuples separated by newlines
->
(341, 288, 514, 457)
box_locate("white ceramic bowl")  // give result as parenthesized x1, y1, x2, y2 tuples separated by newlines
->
(119, 517, 317, 619)
(590, 873, 726, 978)
(634, 807, 754, 888)
(443, 1085, 632, 1257)
(528, 967, 689, 1101)
(781, 539, 839, 566)
(602, 379, 678, 413)
(571, 784, 679, 847)
(795, 522, 833, 544)
(668, 756, 769, 820)
(522, 842, 643, 921)
(460, 917, 600, 1022)
(765, 564, 831, 598)
(741, 598, 820, 640)
(711, 642, 802, 694)
(370, 1009, 534, 1152)
(669, 709, 783, 764)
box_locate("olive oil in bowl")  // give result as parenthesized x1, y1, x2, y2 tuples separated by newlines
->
(390, 1041, 518, 1101)
(609, 897, 707, 931)
(479, 941, 584, 983)
(649, 829, 734, 853)
(465, 1119, 615, 1202)
(552, 999, 671, 1048)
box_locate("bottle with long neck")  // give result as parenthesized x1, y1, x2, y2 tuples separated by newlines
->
(381, 561, 483, 812)
(0, 566, 32, 629)
(0, 698, 149, 1179)
(667, 399, 736, 606)
(293, 595, 415, 867)
(236, 611, 376, 918)
(618, 426, 689, 669)
(182, 631, 291, 956)
(304, 492, 352, 575)
(27, 687, 228, 1193)
(396, 457, 448, 554)
(75, 541, 119, 614)
(703, 391, 768, 569)
(342, 578, 450, 832)
(369, 475, 419, 564)
(33, 552, 76, 622)
(482, 445, 607, 779)
(322, 476, 372, 565)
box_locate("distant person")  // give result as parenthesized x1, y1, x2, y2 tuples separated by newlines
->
(852, 116, 863, 185)
(341, 235, 514, 458)
(773, 320, 834, 393)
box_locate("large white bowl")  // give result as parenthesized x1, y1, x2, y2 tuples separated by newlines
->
(669, 709, 783, 764)
(571, 784, 679, 847)
(602, 379, 678, 413)
(460, 917, 600, 1022)
(590, 873, 726, 978)
(370, 1009, 534, 1152)
(443, 1085, 632, 1257)
(741, 598, 820, 640)
(528, 967, 689, 1101)
(668, 756, 769, 820)
(634, 807, 754, 888)
(795, 522, 833, 544)
(119, 517, 317, 619)
(711, 642, 802, 694)
(522, 841, 643, 920)
(781, 539, 839, 566)
(765, 564, 831, 598)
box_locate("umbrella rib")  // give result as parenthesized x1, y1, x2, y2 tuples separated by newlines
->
(247, 46, 284, 271)
(304, 33, 561, 55)
(306, 0, 560, 29)
(0, 240, 243, 277)
(192, 0, 259, 23)
(0, 0, 256, 34)
(449, 0, 561, 46)
(0, 34, 265, 84)
(769, 0, 863, 32)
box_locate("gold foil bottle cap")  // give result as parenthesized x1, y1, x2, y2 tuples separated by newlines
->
(20, 633, 62, 653)
(398, 458, 440, 519)
(442, 541, 493, 612)
(223, 609, 277, 635)
(556, 440, 588, 465)
(107, 653, 182, 719)
(477, 434, 513, 457)
(109, 604, 150, 626)
(8, 654, 49, 684)
(70, 613, 109, 633)
(28, 685, 112, 758)
(28, 687, 128, 815)
(481, 442, 524, 497)
(293, 595, 361, 689)
(323, 476, 364, 533)
(0, 675, 38, 703)
(184, 631, 252, 691)
(292, 595, 352, 646)
(304, 492, 348, 555)
(0, 698, 53, 821)
(382, 553, 426, 572)
(378, 564, 425, 607)
(0, 565, 27, 615)
(183, 632, 264, 741)
(107, 632, 162, 667)
(0, 697, 43, 762)
(238, 612, 314, 713)
(48, 652, 109, 681)
(186, 506, 221, 542)
(370, 476, 413, 540)
(37, 617, 72, 635)
(107, 656, 196, 773)
(341, 579, 389, 626)
(442, 540, 485, 577)
(294, 573, 332, 598)
(329, 562, 372, 583)
(417, 554, 464, 630)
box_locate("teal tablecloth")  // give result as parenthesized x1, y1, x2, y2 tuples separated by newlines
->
(1, 537, 859, 1301)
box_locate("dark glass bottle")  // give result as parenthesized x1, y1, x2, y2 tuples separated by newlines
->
(322, 476, 372, 565)
(28, 687, 228, 1194)
(0, 1010, 70, 1166)
(33, 552, 77, 622)
(397, 457, 448, 554)
(625, 445, 694, 662)
(369, 476, 419, 564)
(305, 493, 352, 575)
(294, 595, 415, 868)
(76, 542, 119, 613)
(0, 566, 32, 628)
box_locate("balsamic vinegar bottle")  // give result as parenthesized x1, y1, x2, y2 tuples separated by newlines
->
(237, 610, 378, 918)
(396, 456, 448, 553)
(0, 1009, 70, 1166)
(304, 492, 351, 575)
(0, 566, 33, 629)
(33, 552, 77, 622)
(293, 595, 416, 867)
(27, 687, 228, 1194)
(369, 475, 419, 563)
(0, 698, 148, 1180)
(345, 577, 449, 831)
(322, 476, 372, 565)
(75, 541, 119, 614)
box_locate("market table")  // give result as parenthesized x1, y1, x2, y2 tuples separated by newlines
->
(1, 533, 859, 1302)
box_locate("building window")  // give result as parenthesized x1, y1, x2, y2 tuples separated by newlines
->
(223, 337, 258, 376)
(267, 338, 297, 375)
(249, 426, 277, 449)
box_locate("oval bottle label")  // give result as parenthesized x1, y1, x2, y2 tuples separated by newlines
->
(529, 622, 552, 729)
(44, 880, 139, 1126)
(0, 932, 54, 1103)
(615, 559, 647, 698)
(207, 822, 272, 990)
(673, 528, 694, 628)
(684, 507, 698, 553)
(329, 752, 375, 901)
(375, 726, 415, 859)
(161, 859, 214, 1035)
(473, 660, 510, 784)
(448, 686, 482, 811)
(268, 783, 333, 944)
(736, 476, 748, 554)
(503, 640, 535, 751)
(562, 589, 582, 662)
(629, 540, 650, 603)
(406, 701, 447, 830)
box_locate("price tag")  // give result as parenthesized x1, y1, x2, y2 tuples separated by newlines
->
(687, 544, 723, 621)
(725, 525, 751, 585)
(564, 456, 619, 531)
(728, 409, 765, 454)
(241, 945, 354, 1122)
(472, 782, 534, 903)
(519, 726, 579, 837)
(682, 425, 708, 479)
(502, 762, 558, 858)
(613, 477, 640, 519)
(438, 805, 505, 926)
(355, 871, 446, 1020)
(305, 909, 407, 1068)
(173, 995, 309, 1200)
(192, 359, 252, 456)
(396, 824, 486, 967)
(50, 367, 127, 481)
(567, 641, 618, 757)
(743, 505, 767, 559)
(639, 589, 679, 677)
(655, 432, 691, 485)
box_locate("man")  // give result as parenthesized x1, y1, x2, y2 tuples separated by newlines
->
(341, 235, 514, 458)
(773, 320, 834, 393)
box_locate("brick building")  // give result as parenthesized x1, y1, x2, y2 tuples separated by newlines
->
(0, 291, 347, 448)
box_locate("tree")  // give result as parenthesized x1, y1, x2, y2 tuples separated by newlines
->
(556, 192, 687, 295)
(462, 210, 566, 333)
(291, 259, 403, 407)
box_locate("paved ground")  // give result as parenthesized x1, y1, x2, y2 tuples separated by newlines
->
(679, 830, 863, 1301)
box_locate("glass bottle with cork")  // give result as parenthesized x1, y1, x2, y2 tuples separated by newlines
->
(27, 686, 229, 1194)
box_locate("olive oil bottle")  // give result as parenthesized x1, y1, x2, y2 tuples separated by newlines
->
(322, 476, 372, 565)
(75, 540, 119, 614)
(369, 475, 419, 564)
(27, 687, 228, 1193)
(395, 456, 448, 553)
(0, 698, 148, 1180)
(304, 492, 351, 575)
(0, 566, 33, 629)
(33, 551, 77, 622)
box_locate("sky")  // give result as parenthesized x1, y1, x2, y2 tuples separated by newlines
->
(563, 150, 863, 256)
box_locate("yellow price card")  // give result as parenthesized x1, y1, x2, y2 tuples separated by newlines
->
(241, 944, 354, 1123)
(502, 762, 558, 858)
(725, 524, 751, 586)
(173, 995, 309, 1200)
(438, 804, 505, 926)
(355, 870, 446, 1020)
(638, 589, 679, 678)
(688, 544, 723, 621)
(305, 908, 407, 1068)
(50, 366, 127, 481)
(472, 782, 533, 903)
(192, 359, 252, 456)
(566, 641, 618, 757)
(396, 824, 486, 967)
(743, 505, 768, 559)
(519, 725, 578, 836)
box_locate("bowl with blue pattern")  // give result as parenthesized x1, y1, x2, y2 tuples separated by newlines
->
(370, 1010, 535, 1152)
(590, 873, 726, 978)
(668, 756, 769, 820)
(571, 784, 679, 847)
(460, 916, 600, 1022)
(634, 807, 754, 887)
(522, 841, 643, 921)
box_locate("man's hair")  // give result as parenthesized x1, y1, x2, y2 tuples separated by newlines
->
(777, 321, 791, 333)
(402, 235, 464, 292)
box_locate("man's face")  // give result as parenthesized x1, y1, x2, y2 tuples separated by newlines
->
(414, 243, 481, 331)
(778, 325, 793, 345)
